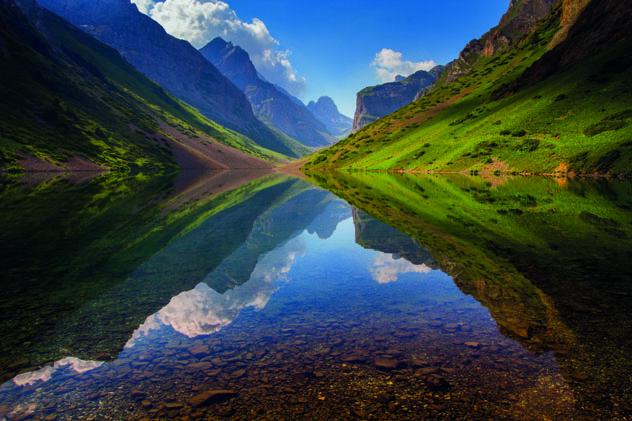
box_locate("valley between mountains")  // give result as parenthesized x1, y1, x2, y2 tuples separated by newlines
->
(1, 0, 631, 176)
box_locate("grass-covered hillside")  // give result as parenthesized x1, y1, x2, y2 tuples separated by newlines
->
(0, 0, 287, 172)
(305, 0, 632, 175)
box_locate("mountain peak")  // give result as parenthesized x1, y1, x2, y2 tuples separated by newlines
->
(308, 96, 352, 137)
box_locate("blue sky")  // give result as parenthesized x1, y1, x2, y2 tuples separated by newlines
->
(134, 0, 509, 116)
(230, 0, 508, 115)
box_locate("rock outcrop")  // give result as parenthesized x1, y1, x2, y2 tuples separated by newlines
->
(445, 0, 557, 82)
(352, 67, 443, 131)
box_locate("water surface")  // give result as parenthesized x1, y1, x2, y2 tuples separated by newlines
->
(0, 171, 630, 419)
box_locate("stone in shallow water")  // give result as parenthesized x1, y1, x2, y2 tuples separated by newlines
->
(189, 344, 209, 357)
(188, 362, 213, 371)
(341, 353, 368, 363)
(415, 367, 439, 376)
(231, 369, 246, 378)
(425, 375, 451, 392)
(374, 358, 401, 370)
(189, 390, 239, 407)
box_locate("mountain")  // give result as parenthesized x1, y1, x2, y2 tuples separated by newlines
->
(352, 67, 443, 131)
(352, 208, 437, 267)
(305, 0, 632, 175)
(307, 96, 353, 137)
(0, 0, 283, 172)
(37, 0, 307, 158)
(199, 37, 334, 148)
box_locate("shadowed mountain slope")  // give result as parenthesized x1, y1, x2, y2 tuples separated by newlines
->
(200, 37, 334, 148)
(38, 0, 308, 157)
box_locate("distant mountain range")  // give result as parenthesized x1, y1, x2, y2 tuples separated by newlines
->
(352, 66, 444, 131)
(38, 0, 308, 157)
(307, 96, 353, 138)
(306, 0, 632, 176)
(200, 37, 335, 147)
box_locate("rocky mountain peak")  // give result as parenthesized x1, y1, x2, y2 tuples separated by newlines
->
(446, 0, 557, 82)
(307, 97, 352, 137)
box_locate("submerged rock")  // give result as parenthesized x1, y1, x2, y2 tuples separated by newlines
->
(189, 390, 239, 407)
(374, 358, 402, 370)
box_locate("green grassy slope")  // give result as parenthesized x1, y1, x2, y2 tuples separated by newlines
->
(0, 1, 284, 172)
(305, 1, 632, 175)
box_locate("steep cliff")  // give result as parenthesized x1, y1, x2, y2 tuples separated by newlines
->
(352, 67, 442, 131)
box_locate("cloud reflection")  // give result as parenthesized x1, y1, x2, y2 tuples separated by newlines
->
(371, 253, 432, 284)
(127, 238, 305, 345)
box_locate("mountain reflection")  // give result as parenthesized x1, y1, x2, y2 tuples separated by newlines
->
(2, 171, 631, 418)
(128, 237, 305, 344)
(308, 171, 632, 417)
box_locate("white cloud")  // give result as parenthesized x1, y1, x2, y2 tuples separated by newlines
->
(371, 48, 437, 83)
(131, 0, 306, 95)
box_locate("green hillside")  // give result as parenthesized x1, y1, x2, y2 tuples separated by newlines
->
(0, 1, 285, 172)
(305, 0, 632, 175)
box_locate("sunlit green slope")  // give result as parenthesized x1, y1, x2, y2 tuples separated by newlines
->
(305, 0, 632, 175)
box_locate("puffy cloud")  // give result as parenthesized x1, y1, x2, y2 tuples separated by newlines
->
(131, 0, 306, 95)
(371, 48, 437, 83)
(371, 253, 432, 284)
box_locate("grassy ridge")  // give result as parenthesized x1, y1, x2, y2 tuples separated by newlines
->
(305, 5, 632, 175)
(0, 3, 284, 172)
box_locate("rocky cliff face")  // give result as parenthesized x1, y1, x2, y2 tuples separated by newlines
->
(200, 37, 334, 147)
(307, 96, 353, 137)
(496, 0, 632, 97)
(352, 67, 442, 131)
(38, 0, 301, 157)
(445, 0, 557, 82)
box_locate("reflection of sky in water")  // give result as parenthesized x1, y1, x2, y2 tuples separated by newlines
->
(127, 237, 306, 344)
(1, 197, 563, 421)
(128, 217, 441, 345)
(6, 210, 449, 389)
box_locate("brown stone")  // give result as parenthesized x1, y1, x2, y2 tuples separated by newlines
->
(341, 353, 368, 363)
(189, 390, 239, 407)
(189, 344, 210, 357)
(188, 362, 213, 370)
(231, 369, 246, 378)
(415, 367, 438, 376)
(374, 357, 401, 370)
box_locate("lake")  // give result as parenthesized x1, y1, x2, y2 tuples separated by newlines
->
(0, 170, 630, 419)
